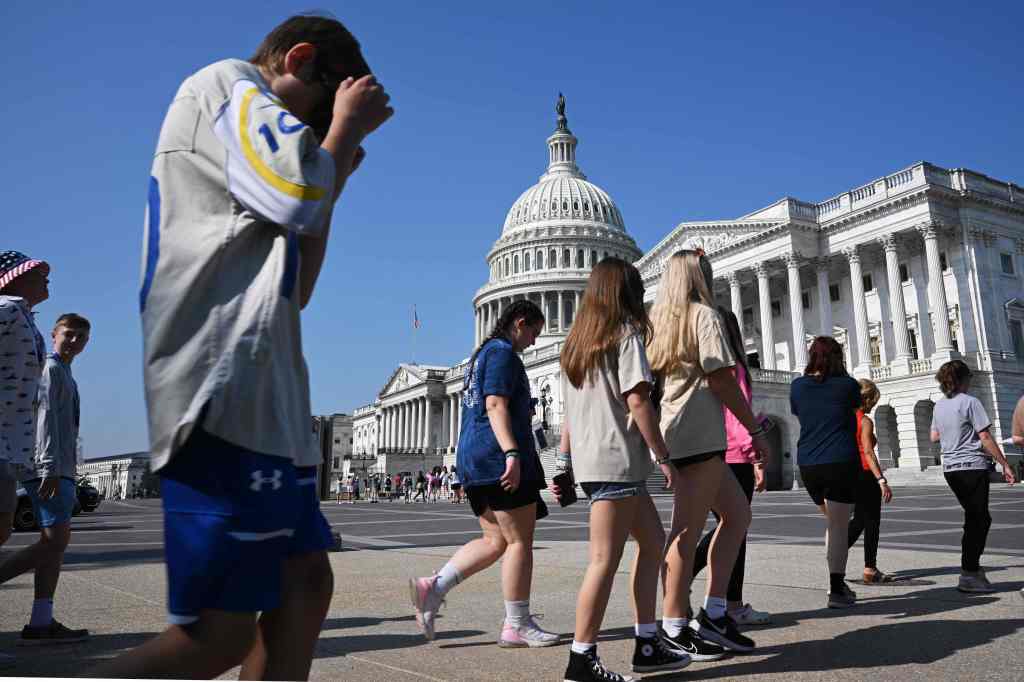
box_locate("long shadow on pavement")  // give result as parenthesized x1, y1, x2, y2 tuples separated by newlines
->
(650, 617, 1024, 680)
(315, 629, 487, 657)
(0, 632, 155, 678)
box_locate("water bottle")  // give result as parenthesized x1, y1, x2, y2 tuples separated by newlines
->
(553, 452, 577, 507)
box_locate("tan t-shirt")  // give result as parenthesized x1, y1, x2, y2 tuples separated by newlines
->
(562, 328, 655, 483)
(659, 304, 735, 460)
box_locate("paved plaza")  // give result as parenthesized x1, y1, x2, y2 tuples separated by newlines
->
(0, 485, 1021, 680)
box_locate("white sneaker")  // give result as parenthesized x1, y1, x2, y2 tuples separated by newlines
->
(498, 615, 560, 648)
(727, 603, 771, 625)
(409, 576, 445, 641)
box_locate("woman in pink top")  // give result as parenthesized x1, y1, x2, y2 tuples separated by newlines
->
(690, 308, 771, 625)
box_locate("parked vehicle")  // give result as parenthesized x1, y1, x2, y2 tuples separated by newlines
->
(13, 478, 102, 532)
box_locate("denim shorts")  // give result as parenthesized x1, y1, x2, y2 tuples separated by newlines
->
(23, 477, 77, 527)
(580, 481, 648, 502)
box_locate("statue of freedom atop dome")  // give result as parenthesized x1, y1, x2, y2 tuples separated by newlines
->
(556, 92, 568, 132)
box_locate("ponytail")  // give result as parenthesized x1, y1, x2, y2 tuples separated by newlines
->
(464, 300, 545, 386)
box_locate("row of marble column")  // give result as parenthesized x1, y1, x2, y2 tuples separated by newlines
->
(474, 290, 581, 346)
(377, 392, 467, 453)
(726, 224, 953, 371)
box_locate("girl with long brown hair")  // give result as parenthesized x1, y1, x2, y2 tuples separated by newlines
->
(647, 250, 770, 655)
(556, 258, 689, 682)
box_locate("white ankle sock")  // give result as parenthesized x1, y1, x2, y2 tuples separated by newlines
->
(635, 622, 657, 638)
(435, 562, 462, 597)
(29, 599, 53, 627)
(661, 616, 688, 637)
(504, 599, 529, 627)
(704, 596, 727, 620)
(571, 640, 596, 655)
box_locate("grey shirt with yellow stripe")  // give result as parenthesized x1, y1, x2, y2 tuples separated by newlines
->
(141, 59, 336, 472)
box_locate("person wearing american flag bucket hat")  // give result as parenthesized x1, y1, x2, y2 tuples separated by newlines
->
(0, 250, 50, 662)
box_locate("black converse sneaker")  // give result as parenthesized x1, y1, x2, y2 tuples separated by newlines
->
(658, 626, 727, 662)
(691, 608, 755, 652)
(564, 648, 633, 682)
(632, 634, 691, 673)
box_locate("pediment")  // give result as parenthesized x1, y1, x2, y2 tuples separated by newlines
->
(638, 221, 781, 281)
(379, 364, 424, 398)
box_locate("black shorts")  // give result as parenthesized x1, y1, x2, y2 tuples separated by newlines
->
(465, 483, 541, 517)
(800, 461, 860, 505)
(671, 450, 726, 470)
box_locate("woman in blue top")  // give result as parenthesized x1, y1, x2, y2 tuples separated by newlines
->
(789, 336, 861, 609)
(410, 300, 558, 649)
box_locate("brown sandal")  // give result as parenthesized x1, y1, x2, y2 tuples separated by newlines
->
(862, 569, 889, 583)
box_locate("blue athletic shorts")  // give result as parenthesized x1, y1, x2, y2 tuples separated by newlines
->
(160, 428, 333, 625)
(23, 477, 77, 527)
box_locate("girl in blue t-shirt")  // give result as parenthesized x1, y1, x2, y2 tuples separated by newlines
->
(789, 336, 861, 609)
(410, 300, 559, 649)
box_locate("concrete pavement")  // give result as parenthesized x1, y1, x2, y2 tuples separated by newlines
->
(0, 488, 1021, 680)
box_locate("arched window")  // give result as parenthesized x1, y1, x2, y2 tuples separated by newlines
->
(562, 200, 569, 212)
(573, 201, 579, 211)
(577, 249, 584, 268)
(550, 249, 557, 269)
(563, 249, 571, 267)
(504, 258, 509, 277)
(513, 254, 519, 274)
(591, 250, 598, 267)
(524, 251, 531, 271)
(537, 250, 544, 269)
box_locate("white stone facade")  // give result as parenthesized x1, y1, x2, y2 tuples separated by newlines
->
(80, 452, 150, 500)
(352, 100, 1024, 487)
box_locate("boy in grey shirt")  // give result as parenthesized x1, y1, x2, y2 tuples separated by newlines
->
(93, 14, 392, 681)
(0, 314, 91, 645)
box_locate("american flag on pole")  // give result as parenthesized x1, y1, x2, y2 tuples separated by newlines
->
(413, 305, 420, 329)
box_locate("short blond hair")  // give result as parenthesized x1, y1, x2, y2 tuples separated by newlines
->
(858, 378, 880, 412)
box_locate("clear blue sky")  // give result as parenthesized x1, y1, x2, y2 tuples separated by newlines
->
(3, 1, 1020, 458)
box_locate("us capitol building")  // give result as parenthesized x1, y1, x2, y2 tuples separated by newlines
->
(349, 97, 1024, 488)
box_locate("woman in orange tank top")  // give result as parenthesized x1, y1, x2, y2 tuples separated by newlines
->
(847, 379, 894, 583)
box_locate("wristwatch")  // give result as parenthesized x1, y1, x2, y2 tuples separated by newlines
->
(877, 476, 887, 484)
(504, 449, 520, 459)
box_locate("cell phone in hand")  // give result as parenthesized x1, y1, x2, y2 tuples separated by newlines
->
(552, 471, 578, 507)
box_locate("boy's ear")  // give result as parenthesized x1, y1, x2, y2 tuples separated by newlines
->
(282, 42, 317, 80)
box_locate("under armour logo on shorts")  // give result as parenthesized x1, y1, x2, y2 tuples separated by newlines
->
(250, 469, 283, 491)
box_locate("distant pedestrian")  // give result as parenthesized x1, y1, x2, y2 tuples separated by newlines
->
(413, 471, 426, 502)
(648, 250, 770, 655)
(92, 14, 393, 680)
(931, 360, 1016, 593)
(690, 307, 772, 626)
(557, 258, 689, 682)
(0, 313, 92, 644)
(847, 379, 894, 583)
(790, 336, 861, 609)
(450, 466, 463, 504)
(410, 300, 557, 649)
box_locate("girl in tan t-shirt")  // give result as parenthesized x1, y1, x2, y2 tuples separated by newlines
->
(647, 250, 771, 654)
(555, 258, 686, 681)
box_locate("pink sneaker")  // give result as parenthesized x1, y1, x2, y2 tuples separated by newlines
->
(497, 615, 560, 648)
(409, 576, 444, 641)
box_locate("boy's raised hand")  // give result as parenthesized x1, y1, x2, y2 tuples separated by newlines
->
(332, 75, 393, 139)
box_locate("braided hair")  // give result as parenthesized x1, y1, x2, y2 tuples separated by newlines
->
(465, 299, 545, 387)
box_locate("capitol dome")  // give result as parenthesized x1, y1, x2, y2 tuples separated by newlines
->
(472, 95, 642, 347)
